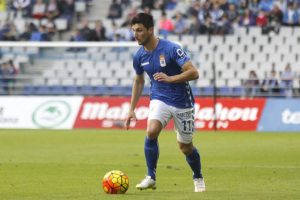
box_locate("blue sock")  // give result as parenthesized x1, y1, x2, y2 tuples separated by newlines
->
(144, 137, 159, 180)
(186, 148, 203, 179)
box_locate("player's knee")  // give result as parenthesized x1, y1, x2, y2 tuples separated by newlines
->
(146, 128, 159, 140)
(179, 143, 193, 155)
(146, 120, 162, 139)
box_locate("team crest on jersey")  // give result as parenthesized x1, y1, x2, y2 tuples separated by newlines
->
(159, 55, 166, 67)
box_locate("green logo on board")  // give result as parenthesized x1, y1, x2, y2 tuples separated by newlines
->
(32, 100, 71, 128)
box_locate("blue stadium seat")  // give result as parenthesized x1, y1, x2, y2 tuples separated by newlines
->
(191, 86, 201, 96)
(110, 86, 132, 96)
(123, 86, 133, 96)
(232, 87, 244, 96)
(218, 87, 232, 96)
(202, 86, 215, 96)
(22, 85, 36, 95)
(35, 86, 51, 95)
(64, 86, 79, 95)
(51, 85, 65, 95)
(80, 85, 94, 95)
(94, 86, 110, 96)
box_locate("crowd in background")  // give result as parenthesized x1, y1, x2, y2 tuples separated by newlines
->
(0, 59, 18, 94)
(0, 0, 300, 97)
(1, 0, 300, 41)
(244, 63, 296, 97)
(0, 0, 92, 41)
(81, 0, 300, 41)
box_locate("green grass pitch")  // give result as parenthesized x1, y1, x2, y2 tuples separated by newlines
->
(0, 129, 299, 200)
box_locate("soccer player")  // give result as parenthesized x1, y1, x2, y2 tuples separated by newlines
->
(124, 13, 205, 192)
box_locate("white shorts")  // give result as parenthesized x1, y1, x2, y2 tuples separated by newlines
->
(148, 99, 195, 144)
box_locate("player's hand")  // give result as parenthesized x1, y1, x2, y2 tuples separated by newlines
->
(124, 111, 136, 130)
(153, 72, 172, 83)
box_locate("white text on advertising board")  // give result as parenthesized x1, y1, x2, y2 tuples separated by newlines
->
(80, 102, 259, 122)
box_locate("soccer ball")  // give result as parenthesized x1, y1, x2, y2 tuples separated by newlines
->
(102, 170, 129, 194)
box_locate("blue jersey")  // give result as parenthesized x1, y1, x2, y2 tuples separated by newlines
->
(133, 39, 194, 108)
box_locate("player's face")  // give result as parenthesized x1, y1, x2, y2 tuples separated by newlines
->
(132, 24, 153, 45)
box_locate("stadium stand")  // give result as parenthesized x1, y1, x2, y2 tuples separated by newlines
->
(0, 0, 300, 97)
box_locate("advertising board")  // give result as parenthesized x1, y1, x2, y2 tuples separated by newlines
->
(0, 96, 82, 129)
(258, 99, 300, 132)
(74, 97, 266, 131)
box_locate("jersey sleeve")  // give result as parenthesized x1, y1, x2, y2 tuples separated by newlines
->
(171, 44, 191, 67)
(133, 53, 144, 75)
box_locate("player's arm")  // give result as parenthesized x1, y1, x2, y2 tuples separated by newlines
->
(124, 74, 145, 129)
(153, 61, 199, 83)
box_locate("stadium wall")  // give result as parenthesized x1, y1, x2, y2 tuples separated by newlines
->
(0, 96, 299, 132)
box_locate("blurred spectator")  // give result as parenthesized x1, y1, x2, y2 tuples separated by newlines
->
(155, 0, 168, 10)
(197, 1, 210, 25)
(200, 14, 215, 34)
(79, 18, 92, 41)
(248, 0, 260, 17)
(45, 0, 60, 21)
(112, 33, 127, 52)
(3, 23, 18, 41)
(18, 22, 37, 41)
(69, 28, 84, 41)
(31, 0, 46, 19)
(239, 9, 256, 26)
(239, 0, 248, 15)
(0, 59, 18, 95)
(273, 0, 287, 11)
(121, 0, 131, 8)
(280, 63, 295, 97)
(18, 25, 32, 41)
(143, 6, 152, 15)
(107, 0, 122, 19)
(121, 6, 138, 27)
(0, 21, 10, 40)
(125, 5, 138, 21)
(266, 4, 282, 34)
(90, 20, 106, 41)
(141, 0, 155, 9)
(256, 10, 268, 27)
(107, 21, 121, 41)
(261, 70, 280, 96)
(44, 20, 56, 39)
(0, 22, 18, 41)
(13, 0, 31, 18)
(209, 2, 224, 26)
(30, 25, 50, 41)
(244, 70, 260, 97)
(173, 11, 188, 35)
(158, 11, 174, 37)
(282, 2, 299, 26)
(189, 15, 200, 35)
(165, 0, 178, 10)
(258, 0, 274, 12)
(269, 3, 283, 23)
(226, 3, 238, 23)
(227, 0, 239, 6)
(68, 28, 85, 52)
(59, 0, 75, 30)
(219, 14, 234, 35)
(187, 0, 201, 18)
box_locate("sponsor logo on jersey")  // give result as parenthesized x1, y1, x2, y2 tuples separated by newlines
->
(141, 62, 149, 66)
(159, 55, 166, 67)
(176, 48, 186, 58)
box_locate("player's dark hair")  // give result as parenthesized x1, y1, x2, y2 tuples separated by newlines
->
(131, 13, 154, 29)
